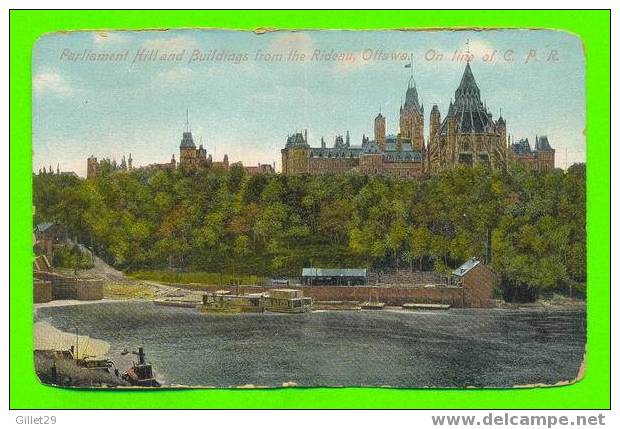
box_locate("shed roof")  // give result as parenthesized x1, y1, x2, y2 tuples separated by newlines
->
(302, 268, 367, 277)
(36, 222, 55, 233)
(452, 257, 480, 277)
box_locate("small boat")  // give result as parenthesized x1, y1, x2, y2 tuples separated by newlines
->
(360, 301, 385, 310)
(154, 298, 200, 308)
(361, 290, 385, 310)
(121, 347, 161, 387)
(35, 345, 127, 387)
(402, 303, 451, 310)
(313, 300, 361, 310)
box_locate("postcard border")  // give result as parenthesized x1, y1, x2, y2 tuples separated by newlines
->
(9, 9, 611, 410)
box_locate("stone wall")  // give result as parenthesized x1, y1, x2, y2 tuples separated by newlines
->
(33, 280, 52, 303)
(370, 270, 449, 286)
(178, 284, 472, 307)
(33, 271, 103, 301)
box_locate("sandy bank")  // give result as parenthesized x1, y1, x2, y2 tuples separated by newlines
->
(34, 321, 110, 359)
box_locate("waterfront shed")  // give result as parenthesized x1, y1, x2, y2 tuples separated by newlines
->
(452, 257, 498, 307)
(301, 268, 368, 286)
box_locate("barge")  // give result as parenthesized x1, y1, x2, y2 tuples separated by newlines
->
(263, 289, 312, 313)
(199, 290, 264, 314)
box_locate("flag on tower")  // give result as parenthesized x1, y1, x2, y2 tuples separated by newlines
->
(404, 62, 412, 68)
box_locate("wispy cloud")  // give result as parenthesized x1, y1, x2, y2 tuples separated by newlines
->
(245, 84, 312, 106)
(467, 38, 496, 58)
(155, 67, 196, 86)
(92, 31, 127, 46)
(142, 36, 199, 52)
(33, 71, 74, 96)
(267, 32, 315, 54)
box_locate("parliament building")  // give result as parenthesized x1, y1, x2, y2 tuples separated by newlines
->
(281, 62, 555, 178)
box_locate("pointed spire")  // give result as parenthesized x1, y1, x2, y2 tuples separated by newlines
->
(185, 107, 190, 132)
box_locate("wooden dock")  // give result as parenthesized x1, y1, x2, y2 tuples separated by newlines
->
(154, 299, 200, 308)
(402, 303, 451, 310)
(360, 301, 385, 310)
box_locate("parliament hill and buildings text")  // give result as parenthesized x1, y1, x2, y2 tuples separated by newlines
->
(85, 61, 554, 180)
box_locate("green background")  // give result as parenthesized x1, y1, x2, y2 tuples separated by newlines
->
(9, 10, 610, 409)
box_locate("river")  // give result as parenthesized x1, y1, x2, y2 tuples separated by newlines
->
(35, 301, 586, 388)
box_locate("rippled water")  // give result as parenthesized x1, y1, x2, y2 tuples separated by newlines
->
(36, 301, 586, 388)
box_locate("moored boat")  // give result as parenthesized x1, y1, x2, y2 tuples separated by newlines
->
(121, 347, 160, 387)
(360, 301, 385, 310)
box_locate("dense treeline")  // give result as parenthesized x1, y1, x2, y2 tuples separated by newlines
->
(33, 163, 586, 301)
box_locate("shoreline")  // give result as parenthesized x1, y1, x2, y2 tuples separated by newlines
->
(34, 296, 586, 313)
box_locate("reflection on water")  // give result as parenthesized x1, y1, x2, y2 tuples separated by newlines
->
(36, 301, 586, 388)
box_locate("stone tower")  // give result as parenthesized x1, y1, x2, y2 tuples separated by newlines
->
(534, 135, 555, 171)
(446, 101, 457, 164)
(281, 131, 310, 175)
(87, 155, 98, 179)
(374, 112, 386, 150)
(399, 76, 425, 152)
(428, 105, 441, 172)
(179, 110, 197, 167)
(496, 116, 507, 167)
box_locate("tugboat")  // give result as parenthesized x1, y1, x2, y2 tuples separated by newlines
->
(121, 347, 161, 387)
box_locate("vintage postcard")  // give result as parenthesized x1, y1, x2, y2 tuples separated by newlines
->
(32, 28, 586, 389)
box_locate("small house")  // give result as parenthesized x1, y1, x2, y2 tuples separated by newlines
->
(452, 257, 498, 307)
(34, 222, 66, 261)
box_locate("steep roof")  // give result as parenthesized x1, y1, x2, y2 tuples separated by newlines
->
(285, 132, 309, 149)
(535, 135, 553, 151)
(180, 131, 196, 148)
(36, 222, 55, 233)
(511, 138, 532, 155)
(452, 257, 481, 277)
(403, 82, 423, 114)
(440, 62, 496, 134)
(302, 268, 367, 277)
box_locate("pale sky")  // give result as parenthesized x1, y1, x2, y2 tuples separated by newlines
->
(33, 29, 585, 176)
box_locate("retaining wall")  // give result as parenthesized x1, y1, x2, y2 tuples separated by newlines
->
(172, 282, 493, 308)
(33, 280, 52, 303)
(33, 271, 104, 301)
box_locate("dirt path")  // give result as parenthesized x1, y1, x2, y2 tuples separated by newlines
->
(81, 255, 131, 283)
(79, 255, 193, 300)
